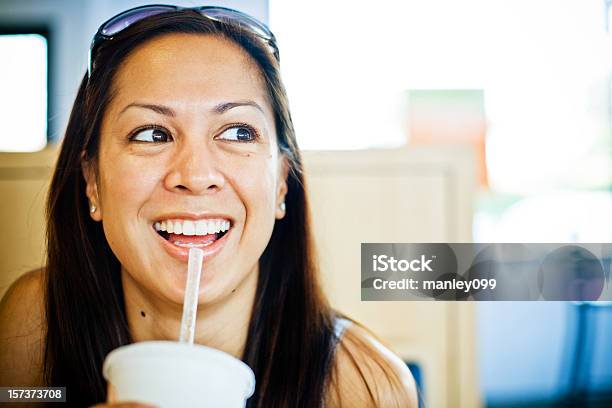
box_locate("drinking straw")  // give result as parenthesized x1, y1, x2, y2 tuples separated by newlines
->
(179, 248, 204, 344)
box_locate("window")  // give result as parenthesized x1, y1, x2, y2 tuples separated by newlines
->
(269, 0, 612, 194)
(0, 28, 48, 152)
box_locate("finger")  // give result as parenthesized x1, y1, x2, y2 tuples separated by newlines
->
(89, 403, 157, 408)
(107, 382, 117, 403)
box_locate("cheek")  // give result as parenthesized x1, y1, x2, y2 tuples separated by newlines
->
(224, 152, 278, 216)
(96, 153, 168, 276)
(97, 154, 162, 249)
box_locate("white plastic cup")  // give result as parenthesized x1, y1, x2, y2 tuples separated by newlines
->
(103, 341, 255, 408)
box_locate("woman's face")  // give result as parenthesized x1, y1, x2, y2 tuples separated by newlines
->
(83, 33, 287, 306)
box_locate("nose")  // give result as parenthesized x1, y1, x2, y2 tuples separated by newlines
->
(163, 140, 225, 195)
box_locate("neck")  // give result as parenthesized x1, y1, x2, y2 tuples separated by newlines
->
(121, 265, 258, 359)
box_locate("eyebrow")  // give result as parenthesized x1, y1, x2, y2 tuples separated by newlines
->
(119, 100, 265, 117)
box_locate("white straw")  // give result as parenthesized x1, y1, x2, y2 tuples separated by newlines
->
(179, 248, 204, 344)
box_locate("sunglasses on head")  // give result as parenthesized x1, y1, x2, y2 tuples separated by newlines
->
(88, 4, 279, 78)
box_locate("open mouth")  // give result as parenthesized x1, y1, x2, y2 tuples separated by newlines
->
(153, 219, 231, 249)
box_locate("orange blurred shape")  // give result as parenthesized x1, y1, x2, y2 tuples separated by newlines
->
(406, 90, 488, 188)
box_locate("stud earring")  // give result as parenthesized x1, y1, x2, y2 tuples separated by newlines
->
(90, 204, 97, 213)
(279, 202, 286, 212)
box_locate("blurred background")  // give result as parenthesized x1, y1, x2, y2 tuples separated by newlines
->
(1, 0, 611, 407)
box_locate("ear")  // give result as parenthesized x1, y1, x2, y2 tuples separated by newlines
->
(275, 155, 289, 220)
(81, 154, 102, 222)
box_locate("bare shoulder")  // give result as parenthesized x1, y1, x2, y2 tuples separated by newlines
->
(0, 268, 46, 386)
(326, 322, 419, 408)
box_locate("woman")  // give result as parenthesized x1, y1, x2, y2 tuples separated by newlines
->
(0, 6, 418, 407)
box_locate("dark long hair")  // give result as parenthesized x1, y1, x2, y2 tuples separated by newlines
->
(44, 11, 336, 407)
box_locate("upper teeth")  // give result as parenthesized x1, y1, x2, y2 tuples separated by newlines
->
(154, 219, 230, 235)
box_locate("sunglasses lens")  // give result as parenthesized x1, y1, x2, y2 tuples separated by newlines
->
(101, 6, 176, 36)
(200, 8, 272, 39)
(199, 8, 278, 59)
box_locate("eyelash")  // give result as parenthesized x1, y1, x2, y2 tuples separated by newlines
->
(128, 124, 169, 143)
(127, 123, 260, 143)
(220, 123, 261, 143)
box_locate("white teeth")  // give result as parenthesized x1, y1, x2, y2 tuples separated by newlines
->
(195, 220, 207, 235)
(182, 220, 195, 235)
(154, 218, 231, 235)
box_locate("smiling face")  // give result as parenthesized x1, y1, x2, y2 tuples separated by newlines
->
(83, 33, 288, 306)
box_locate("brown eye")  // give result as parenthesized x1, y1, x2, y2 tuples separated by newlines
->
(218, 126, 256, 142)
(131, 127, 171, 143)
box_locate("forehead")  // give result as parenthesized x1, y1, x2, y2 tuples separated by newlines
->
(110, 33, 269, 111)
